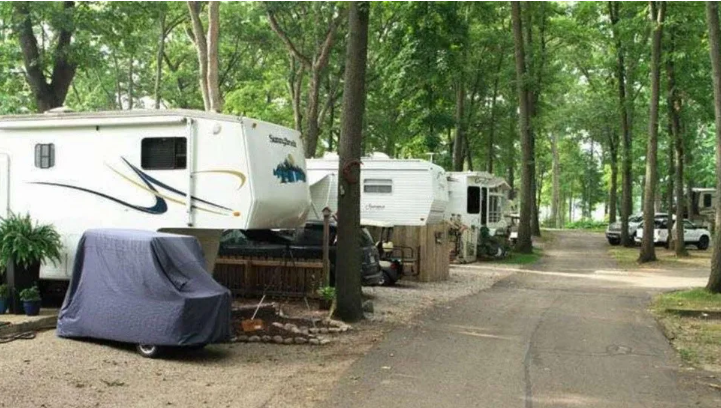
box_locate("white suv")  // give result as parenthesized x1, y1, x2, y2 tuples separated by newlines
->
(634, 219, 711, 250)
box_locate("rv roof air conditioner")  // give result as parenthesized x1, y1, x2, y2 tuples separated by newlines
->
(368, 152, 390, 159)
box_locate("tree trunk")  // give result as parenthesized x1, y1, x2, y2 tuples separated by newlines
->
(207, 1, 222, 112)
(453, 80, 465, 171)
(551, 132, 561, 228)
(14, 1, 77, 112)
(154, 12, 166, 109)
(705, 1, 721, 292)
(639, 1, 665, 263)
(667, 119, 675, 248)
(511, 2, 533, 254)
(666, 39, 687, 256)
(127, 58, 134, 110)
(187, 1, 210, 111)
(609, 2, 634, 247)
(335, 1, 368, 321)
(606, 127, 619, 224)
(487, 53, 504, 174)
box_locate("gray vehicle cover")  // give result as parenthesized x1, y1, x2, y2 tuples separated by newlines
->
(57, 229, 232, 346)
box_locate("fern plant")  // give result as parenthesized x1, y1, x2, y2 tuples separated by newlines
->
(0, 213, 62, 269)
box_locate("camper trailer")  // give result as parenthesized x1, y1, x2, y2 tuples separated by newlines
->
(0, 110, 310, 293)
(446, 172, 511, 262)
(307, 152, 449, 226)
(691, 188, 716, 227)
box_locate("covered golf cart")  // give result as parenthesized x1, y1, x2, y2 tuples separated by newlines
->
(57, 229, 232, 358)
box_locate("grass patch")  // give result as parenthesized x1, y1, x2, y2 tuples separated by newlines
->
(608, 245, 711, 270)
(497, 248, 543, 265)
(653, 288, 721, 312)
(652, 288, 721, 372)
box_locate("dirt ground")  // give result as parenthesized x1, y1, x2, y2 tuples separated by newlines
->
(0, 264, 512, 408)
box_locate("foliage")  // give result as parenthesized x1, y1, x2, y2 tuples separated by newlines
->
(655, 288, 721, 311)
(18, 285, 41, 302)
(564, 219, 607, 231)
(0, 283, 8, 299)
(0, 213, 62, 269)
(317, 285, 336, 301)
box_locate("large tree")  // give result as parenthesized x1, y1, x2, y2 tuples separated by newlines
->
(705, 1, 721, 293)
(13, 1, 77, 112)
(639, 1, 666, 263)
(267, 3, 343, 158)
(335, 1, 369, 322)
(511, 2, 533, 254)
(187, 1, 222, 112)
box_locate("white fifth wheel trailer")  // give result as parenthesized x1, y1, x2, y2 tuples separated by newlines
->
(0, 110, 310, 290)
(306, 152, 449, 226)
(446, 172, 511, 262)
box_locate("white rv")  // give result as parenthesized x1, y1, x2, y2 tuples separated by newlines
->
(446, 172, 511, 262)
(307, 152, 448, 226)
(0, 110, 310, 289)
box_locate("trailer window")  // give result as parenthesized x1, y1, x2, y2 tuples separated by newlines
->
(704, 193, 713, 208)
(467, 186, 480, 214)
(34, 143, 55, 169)
(488, 195, 502, 223)
(364, 179, 392, 194)
(141, 137, 187, 170)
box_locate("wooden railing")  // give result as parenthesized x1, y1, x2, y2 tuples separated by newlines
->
(214, 255, 324, 298)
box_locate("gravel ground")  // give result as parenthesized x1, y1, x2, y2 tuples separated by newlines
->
(0, 264, 512, 408)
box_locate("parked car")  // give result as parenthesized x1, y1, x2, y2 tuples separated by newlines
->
(605, 213, 668, 245)
(219, 222, 383, 286)
(634, 219, 711, 250)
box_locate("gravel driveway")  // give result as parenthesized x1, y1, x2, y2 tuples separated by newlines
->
(0, 264, 511, 408)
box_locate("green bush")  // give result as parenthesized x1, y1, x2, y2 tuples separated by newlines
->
(565, 219, 607, 230)
(0, 213, 62, 269)
(19, 285, 41, 302)
(0, 283, 8, 299)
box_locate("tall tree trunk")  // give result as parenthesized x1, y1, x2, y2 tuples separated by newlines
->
(667, 119, 675, 247)
(154, 12, 166, 109)
(453, 80, 465, 171)
(639, 1, 665, 263)
(127, 58, 134, 110)
(705, 1, 721, 292)
(187, 1, 210, 110)
(487, 53, 504, 174)
(667, 38, 687, 256)
(206, 1, 222, 112)
(609, 2, 634, 247)
(551, 132, 561, 228)
(335, 1, 369, 321)
(608, 128, 619, 224)
(511, 2, 533, 253)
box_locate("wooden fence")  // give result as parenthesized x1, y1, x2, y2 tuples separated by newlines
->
(214, 256, 324, 298)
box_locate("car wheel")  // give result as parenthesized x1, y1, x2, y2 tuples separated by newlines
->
(607, 239, 620, 246)
(136, 344, 161, 358)
(697, 236, 710, 251)
(187, 344, 207, 351)
(377, 273, 386, 286)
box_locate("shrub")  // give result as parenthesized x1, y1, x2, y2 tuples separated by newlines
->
(19, 285, 41, 302)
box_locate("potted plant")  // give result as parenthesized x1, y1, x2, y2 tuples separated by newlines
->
(19, 286, 41, 316)
(317, 286, 335, 310)
(0, 213, 62, 314)
(0, 284, 8, 314)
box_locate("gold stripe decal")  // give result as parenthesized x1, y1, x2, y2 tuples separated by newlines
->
(193, 170, 247, 190)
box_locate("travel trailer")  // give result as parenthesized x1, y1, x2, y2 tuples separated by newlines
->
(690, 188, 716, 227)
(446, 172, 511, 262)
(0, 110, 310, 293)
(307, 152, 449, 226)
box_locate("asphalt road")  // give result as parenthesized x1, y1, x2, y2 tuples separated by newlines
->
(321, 231, 720, 408)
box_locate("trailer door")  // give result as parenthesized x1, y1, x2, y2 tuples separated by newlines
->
(0, 153, 8, 217)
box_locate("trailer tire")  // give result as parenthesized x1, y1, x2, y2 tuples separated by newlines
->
(697, 236, 710, 251)
(136, 344, 161, 358)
